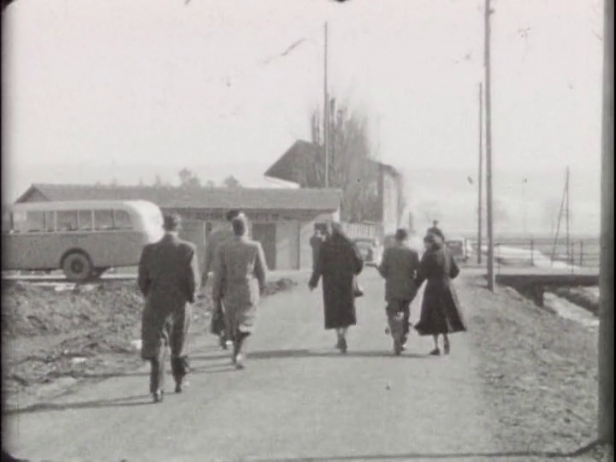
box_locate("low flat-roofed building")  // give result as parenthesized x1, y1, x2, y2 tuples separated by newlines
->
(15, 183, 342, 271)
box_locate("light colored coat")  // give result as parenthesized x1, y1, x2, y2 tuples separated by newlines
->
(212, 236, 268, 334)
(138, 234, 200, 359)
(378, 242, 420, 302)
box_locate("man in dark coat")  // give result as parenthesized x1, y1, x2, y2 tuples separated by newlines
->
(309, 228, 325, 270)
(309, 222, 364, 353)
(139, 213, 200, 403)
(378, 228, 421, 355)
(201, 210, 243, 350)
(414, 233, 466, 356)
(427, 220, 446, 242)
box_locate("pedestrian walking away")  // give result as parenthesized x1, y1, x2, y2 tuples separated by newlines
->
(426, 220, 446, 242)
(310, 227, 325, 270)
(138, 213, 200, 403)
(378, 228, 420, 355)
(308, 221, 364, 354)
(414, 233, 467, 356)
(201, 209, 244, 350)
(212, 215, 268, 370)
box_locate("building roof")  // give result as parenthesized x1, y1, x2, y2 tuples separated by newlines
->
(16, 184, 342, 212)
(264, 140, 320, 182)
(264, 139, 402, 183)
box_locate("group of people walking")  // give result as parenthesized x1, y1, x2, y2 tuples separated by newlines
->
(309, 219, 467, 356)
(138, 210, 267, 403)
(137, 210, 466, 404)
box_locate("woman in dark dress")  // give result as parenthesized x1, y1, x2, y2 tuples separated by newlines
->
(309, 222, 364, 353)
(414, 233, 467, 355)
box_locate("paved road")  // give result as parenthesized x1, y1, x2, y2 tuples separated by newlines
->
(6, 270, 499, 462)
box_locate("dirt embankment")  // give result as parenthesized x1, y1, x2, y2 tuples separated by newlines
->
(2, 278, 297, 409)
(460, 277, 608, 461)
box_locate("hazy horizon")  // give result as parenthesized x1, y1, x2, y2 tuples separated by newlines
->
(2, 0, 605, 235)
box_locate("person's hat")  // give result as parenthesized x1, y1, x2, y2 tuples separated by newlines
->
(226, 210, 242, 221)
(163, 213, 182, 232)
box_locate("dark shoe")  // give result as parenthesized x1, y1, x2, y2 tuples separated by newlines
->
(153, 390, 164, 403)
(429, 348, 441, 356)
(175, 379, 188, 393)
(338, 337, 348, 354)
(393, 338, 403, 356)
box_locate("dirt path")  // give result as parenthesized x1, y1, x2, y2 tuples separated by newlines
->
(4, 271, 606, 462)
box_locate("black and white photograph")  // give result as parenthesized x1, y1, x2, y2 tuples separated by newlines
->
(1, 0, 613, 461)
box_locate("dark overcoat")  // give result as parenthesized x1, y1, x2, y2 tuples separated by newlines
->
(378, 243, 420, 302)
(138, 234, 200, 360)
(414, 244, 467, 336)
(309, 233, 364, 330)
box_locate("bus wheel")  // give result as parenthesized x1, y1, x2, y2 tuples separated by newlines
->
(62, 252, 93, 282)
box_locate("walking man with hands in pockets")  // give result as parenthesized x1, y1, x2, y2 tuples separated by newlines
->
(138, 213, 200, 403)
(378, 228, 420, 355)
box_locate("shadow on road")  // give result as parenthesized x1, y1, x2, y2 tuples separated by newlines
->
(241, 349, 432, 360)
(244, 439, 603, 461)
(5, 394, 155, 415)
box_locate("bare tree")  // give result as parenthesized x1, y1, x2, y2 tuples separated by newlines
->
(222, 175, 241, 189)
(153, 175, 164, 188)
(298, 97, 381, 223)
(204, 180, 216, 188)
(178, 168, 201, 189)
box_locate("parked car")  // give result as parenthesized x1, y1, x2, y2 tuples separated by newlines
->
(352, 238, 383, 267)
(445, 236, 471, 263)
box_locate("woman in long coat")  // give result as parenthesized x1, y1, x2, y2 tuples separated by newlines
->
(414, 233, 467, 356)
(309, 222, 364, 353)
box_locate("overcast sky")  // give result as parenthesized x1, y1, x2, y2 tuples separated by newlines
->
(2, 0, 605, 233)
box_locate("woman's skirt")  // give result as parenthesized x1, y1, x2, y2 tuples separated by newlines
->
(414, 280, 467, 336)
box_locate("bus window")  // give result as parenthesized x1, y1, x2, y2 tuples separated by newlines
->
(94, 210, 114, 230)
(78, 210, 93, 231)
(57, 211, 78, 232)
(113, 210, 133, 230)
(24, 212, 46, 233)
(43, 212, 55, 232)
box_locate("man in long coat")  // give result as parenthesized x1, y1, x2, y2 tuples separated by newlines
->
(309, 228, 325, 270)
(138, 213, 200, 403)
(309, 222, 364, 353)
(212, 215, 267, 369)
(201, 210, 243, 349)
(427, 220, 446, 242)
(378, 228, 421, 355)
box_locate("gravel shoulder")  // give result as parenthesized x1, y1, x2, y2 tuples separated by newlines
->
(457, 274, 610, 461)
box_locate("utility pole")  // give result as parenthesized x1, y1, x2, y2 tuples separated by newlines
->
(598, 0, 614, 446)
(484, 0, 495, 290)
(565, 166, 570, 264)
(477, 82, 484, 265)
(323, 22, 330, 189)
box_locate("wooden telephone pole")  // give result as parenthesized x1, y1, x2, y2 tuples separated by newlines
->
(484, 0, 495, 291)
(598, 0, 613, 446)
(477, 82, 484, 265)
(323, 22, 330, 189)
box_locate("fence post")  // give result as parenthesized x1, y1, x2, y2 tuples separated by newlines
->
(579, 240, 584, 267)
(530, 239, 535, 267)
(570, 242, 575, 273)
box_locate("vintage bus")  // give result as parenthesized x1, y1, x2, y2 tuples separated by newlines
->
(2, 200, 164, 281)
